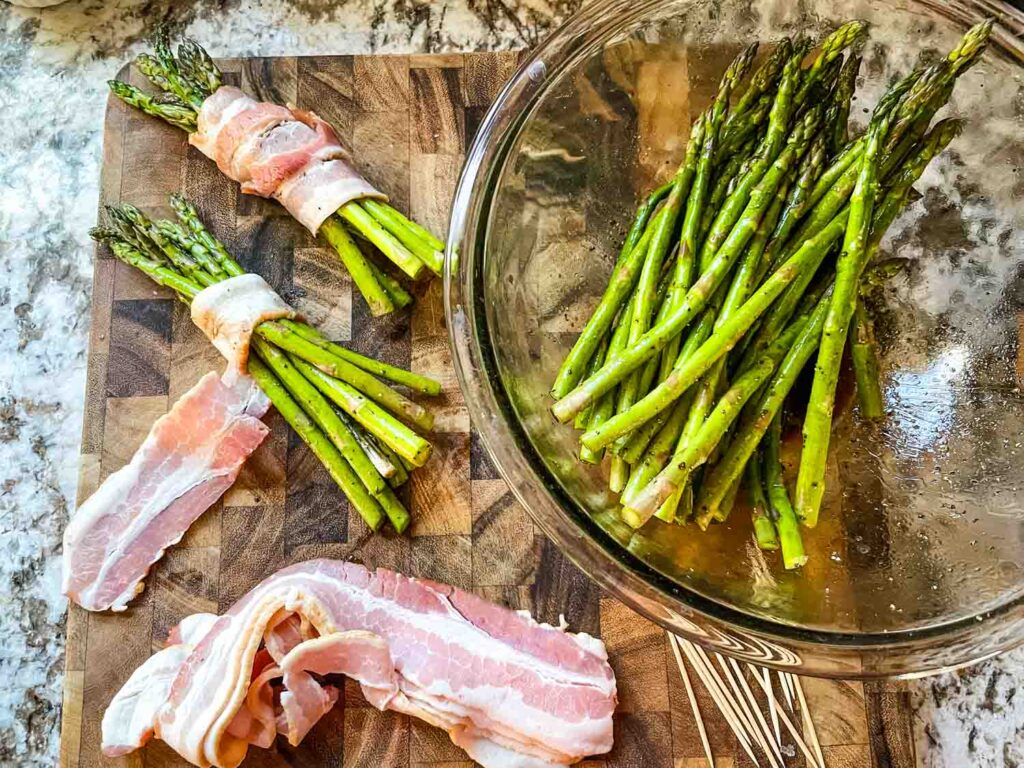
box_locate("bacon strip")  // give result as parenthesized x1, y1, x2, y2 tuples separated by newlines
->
(190, 86, 385, 235)
(190, 274, 294, 374)
(62, 372, 270, 612)
(101, 560, 617, 767)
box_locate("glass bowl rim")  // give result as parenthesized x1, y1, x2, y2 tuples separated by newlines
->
(443, 0, 1024, 677)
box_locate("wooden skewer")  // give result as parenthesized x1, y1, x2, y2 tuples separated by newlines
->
(793, 675, 825, 768)
(712, 654, 765, 755)
(668, 634, 715, 768)
(727, 657, 785, 768)
(714, 655, 783, 768)
(776, 670, 796, 713)
(682, 643, 754, 751)
(750, 667, 823, 768)
(680, 640, 761, 766)
(688, 644, 759, 761)
(761, 666, 782, 747)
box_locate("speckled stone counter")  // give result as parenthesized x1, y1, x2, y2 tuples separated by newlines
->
(0, 1, 1020, 766)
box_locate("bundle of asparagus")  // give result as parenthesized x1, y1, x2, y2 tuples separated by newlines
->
(108, 30, 444, 316)
(91, 195, 442, 533)
(551, 20, 993, 568)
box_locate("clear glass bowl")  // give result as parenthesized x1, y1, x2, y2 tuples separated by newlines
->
(445, 0, 1024, 677)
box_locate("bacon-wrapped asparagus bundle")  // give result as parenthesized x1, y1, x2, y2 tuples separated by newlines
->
(90, 196, 440, 535)
(109, 30, 444, 316)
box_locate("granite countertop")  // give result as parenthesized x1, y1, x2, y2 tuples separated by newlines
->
(0, 1, 1021, 766)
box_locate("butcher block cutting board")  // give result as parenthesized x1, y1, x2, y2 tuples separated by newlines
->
(60, 50, 917, 768)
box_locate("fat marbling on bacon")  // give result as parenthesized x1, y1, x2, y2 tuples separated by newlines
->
(101, 559, 618, 767)
(62, 372, 270, 612)
(190, 86, 385, 235)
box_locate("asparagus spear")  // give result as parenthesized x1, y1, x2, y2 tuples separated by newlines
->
(759, 137, 827, 275)
(764, 415, 807, 569)
(619, 310, 716, 502)
(697, 40, 808, 272)
(722, 39, 792, 141)
(580, 295, 636, 465)
(695, 287, 832, 521)
(551, 20, 989, 563)
(256, 341, 388, 496)
(572, 110, 831, 445)
(612, 47, 752, 450)
(747, 457, 779, 550)
(248, 348, 386, 531)
(321, 218, 395, 316)
(796, 113, 962, 526)
(850, 300, 885, 418)
(337, 204, 428, 279)
(795, 96, 892, 527)
(622, 349, 783, 528)
(550, 213, 660, 399)
(575, 333, 610, 430)
(282, 320, 440, 395)
(256, 321, 434, 433)
(828, 53, 861, 155)
(108, 80, 198, 131)
(792, 21, 868, 105)
(289, 356, 433, 467)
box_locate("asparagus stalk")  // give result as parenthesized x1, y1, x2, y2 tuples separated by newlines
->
(282, 320, 440, 395)
(747, 458, 779, 550)
(619, 310, 716, 501)
(169, 195, 240, 273)
(622, 353, 779, 528)
(850, 300, 885, 418)
(764, 415, 807, 569)
(254, 339, 388, 496)
(289, 356, 433, 467)
(108, 80, 198, 131)
(792, 21, 868, 105)
(321, 218, 395, 316)
(722, 39, 792, 141)
(614, 169, 697, 428)
(247, 353, 386, 531)
(828, 53, 861, 155)
(361, 199, 444, 275)
(795, 98, 892, 527)
(342, 411, 400, 480)
(550, 19, 988, 563)
(697, 40, 807, 272)
(575, 112, 833, 448)
(256, 321, 434, 433)
(366, 259, 414, 309)
(695, 287, 832, 521)
(580, 294, 636, 464)
(337, 204, 427, 279)
(550, 212, 661, 399)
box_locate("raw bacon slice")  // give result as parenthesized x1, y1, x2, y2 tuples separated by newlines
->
(101, 560, 617, 767)
(273, 157, 385, 236)
(62, 372, 270, 612)
(190, 273, 294, 374)
(101, 613, 219, 755)
(101, 645, 193, 756)
(234, 111, 347, 197)
(189, 86, 385, 236)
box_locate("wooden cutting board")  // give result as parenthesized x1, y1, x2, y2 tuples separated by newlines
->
(59, 51, 917, 768)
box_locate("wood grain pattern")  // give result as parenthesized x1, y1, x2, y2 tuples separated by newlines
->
(61, 51, 915, 768)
